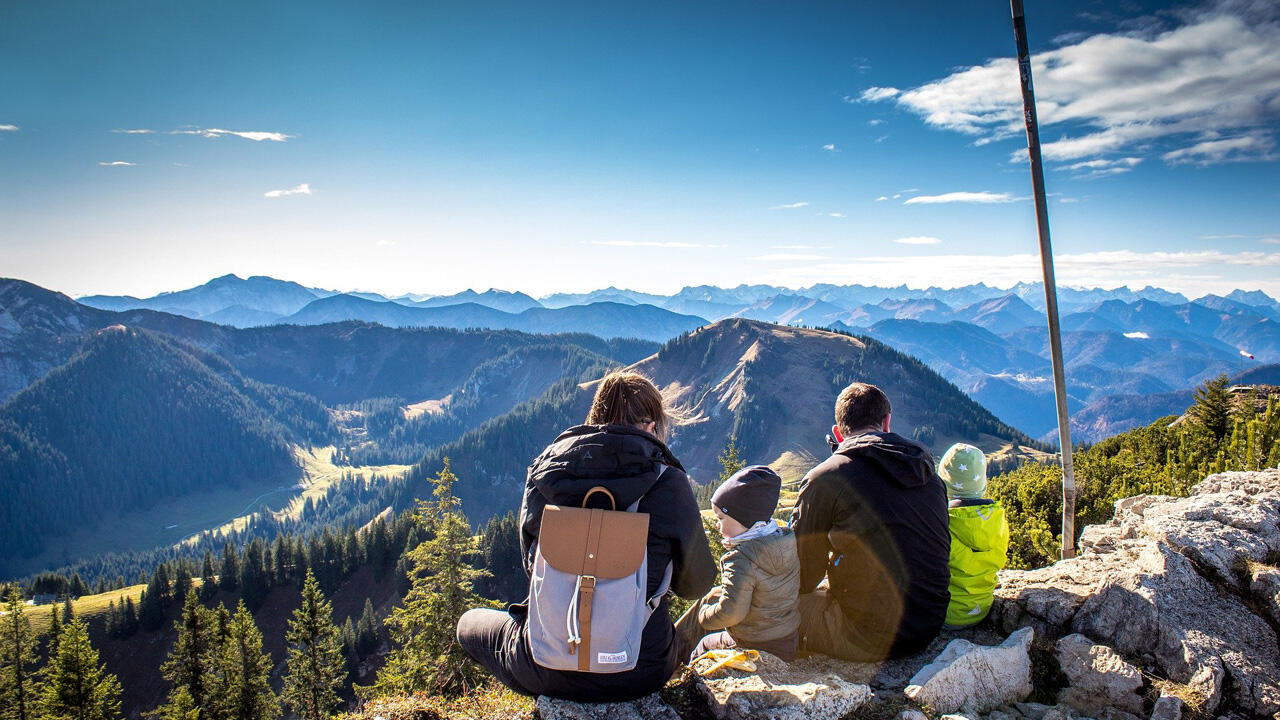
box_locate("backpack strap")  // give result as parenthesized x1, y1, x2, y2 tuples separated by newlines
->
(582, 486, 616, 510)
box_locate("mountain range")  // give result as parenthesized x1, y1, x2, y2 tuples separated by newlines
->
(25, 274, 1280, 442)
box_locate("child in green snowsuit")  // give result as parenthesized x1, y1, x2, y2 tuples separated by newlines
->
(939, 444, 1009, 627)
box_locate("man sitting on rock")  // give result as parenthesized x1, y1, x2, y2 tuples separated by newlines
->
(791, 381, 951, 661)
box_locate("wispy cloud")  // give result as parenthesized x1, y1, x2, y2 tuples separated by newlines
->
(1162, 133, 1277, 165)
(0, 124, 18, 132)
(173, 127, 292, 142)
(590, 240, 711, 248)
(894, 236, 943, 245)
(821, 143, 838, 152)
(748, 253, 831, 261)
(771, 201, 809, 209)
(772, 244, 831, 250)
(264, 183, 311, 198)
(112, 128, 154, 134)
(98, 161, 136, 167)
(859, 5, 1280, 166)
(1123, 331, 1150, 339)
(875, 196, 889, 202)
(821, 212, 845, 218)
(868, 119, 885, 127)
(903, 191, 1021, 205)
(859, 87, 901, 102)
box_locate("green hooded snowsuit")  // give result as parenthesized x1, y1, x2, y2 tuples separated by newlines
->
(945, 501, 1009, 626)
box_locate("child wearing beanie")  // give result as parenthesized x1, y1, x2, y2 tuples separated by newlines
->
(675, 465, 801, 661)
(939, 443, 1010, 626)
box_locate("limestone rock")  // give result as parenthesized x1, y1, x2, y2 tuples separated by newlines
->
(1149, 695, 1183, 720)
(1250, 564, 1280, 627)
(996, 470, 1280, 718)
(695, 651, 871, 720)
(535, 693, 680, 720)
(903, 627, 1033, 714)
(895, 711, 929, 720)
(1055, 633, 1144, 716)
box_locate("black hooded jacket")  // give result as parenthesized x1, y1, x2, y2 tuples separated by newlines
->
(791, 431, 951, 658)
(517, 424, 716, 693)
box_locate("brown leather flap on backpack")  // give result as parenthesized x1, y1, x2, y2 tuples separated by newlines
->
(538, 505, 649, 579)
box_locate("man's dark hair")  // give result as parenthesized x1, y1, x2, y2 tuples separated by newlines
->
(835, 382, 891, 435)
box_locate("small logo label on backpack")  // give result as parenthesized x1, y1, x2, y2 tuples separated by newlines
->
(598, 651, 628, 664)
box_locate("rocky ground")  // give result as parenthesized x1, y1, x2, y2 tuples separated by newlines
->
(344, 468, 1280, 720)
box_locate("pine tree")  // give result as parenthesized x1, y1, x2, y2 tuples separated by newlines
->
(46, 606, 61, 660)
(219, 543, 239, 593)
(355, 599, 378, 656)
(1, 586, 39, 720)
(173, 562, 194, 606)
(121, 597, 139, 638)
(362, 459, 489, 697)
(1189, 374, 1233, 443)
(717, 435, 746, 483)
(206, 602, 278, 720)
(61, 596, 75, 623)
(238, 540, 269, 613)
(199, 553, 218, 602)
(157, 592, 216, 720)
(39, 619, 122, 720)
(282, 572, 345, 720)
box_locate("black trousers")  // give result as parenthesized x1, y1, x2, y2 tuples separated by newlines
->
(456, 608, 676, 703)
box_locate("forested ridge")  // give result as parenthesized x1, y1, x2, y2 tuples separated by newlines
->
(0, 327, 333, 568)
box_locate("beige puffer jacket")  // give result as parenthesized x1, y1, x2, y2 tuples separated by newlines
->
(696, 527, 801, 644)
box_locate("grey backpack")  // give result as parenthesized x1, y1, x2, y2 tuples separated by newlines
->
(528, 483, 672, 673)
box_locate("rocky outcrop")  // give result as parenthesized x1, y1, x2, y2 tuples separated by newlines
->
(904, 627, 1034, 714)
(695, 651, 872, 720)
(1053, 634, 1143, 717)
(994, 469, 1280, 718)
(537, 694, 681, 720)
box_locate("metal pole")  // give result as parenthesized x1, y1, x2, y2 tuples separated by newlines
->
(1011, 0, 1076, 560)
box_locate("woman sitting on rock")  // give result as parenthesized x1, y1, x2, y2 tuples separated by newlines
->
(456, 371, 716, 702)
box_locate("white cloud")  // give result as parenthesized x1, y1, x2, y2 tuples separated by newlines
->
(772, 244, 831, 250)
(264, 183, 312, 198)
(860, 86, 901, 102)
(0, 124, 18, 132)
(771, 201, 809, 209)
(875, 195, 889, 202)
(903, 191, 1021, 205)
(822, 212, 846, 218)
(173, 127, 292, 142)
(822, 143, 838, 152)
(376, 239, 396, 248)
(112, 128, 154, 134)
(748, 253, 831, 261)
(1162, 132, 1277, 165)
(98, 161, 135, 167)
(894, 236, 943, 245)
(1063, 157, 1142, 171)
(591, 240, 706, 248)
(861, 6, 1280, 166)
(868, 119, 885, 126)
(1123, 331, 1150, 339)
(1059, 197, 1080, 203)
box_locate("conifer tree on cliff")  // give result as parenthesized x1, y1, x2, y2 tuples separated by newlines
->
(1190, 374, 1234, 443)
(205, 602, 278, 720)
(282, 571, 345, 720)
(39, 619, 122, 720)
(362, 459, 489, 697)
(1, 586, 39, 720)
(156, 591, 217, 720)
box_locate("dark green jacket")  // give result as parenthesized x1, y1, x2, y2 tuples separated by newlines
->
(697, 527, 801, 645)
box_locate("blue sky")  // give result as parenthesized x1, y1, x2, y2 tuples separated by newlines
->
(2, 0, 1278, 299)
